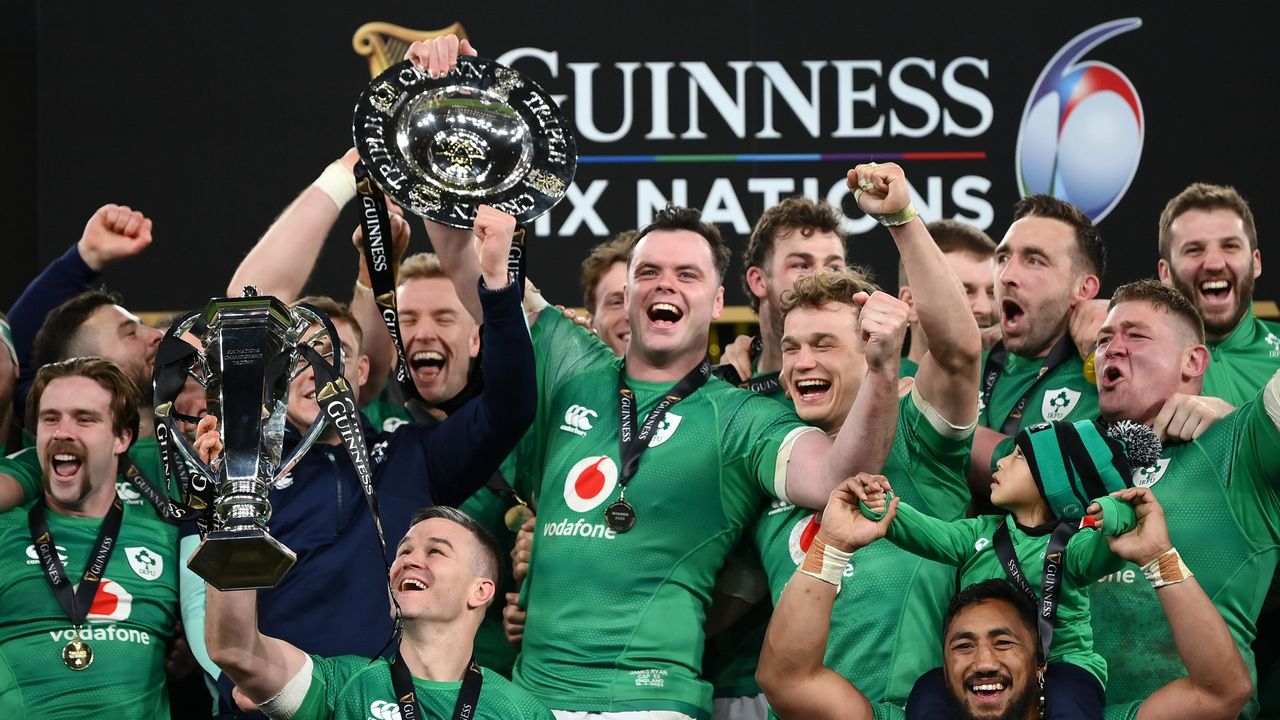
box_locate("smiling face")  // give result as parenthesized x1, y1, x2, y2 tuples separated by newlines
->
(398, 277, 481, 405)
(36, 376, 131, 517)
(1159, 207, 1261, 341)
(390, 517, 495, 625)
(994, 217, 1094, 357)
(780, 301, 865, 434)
(943, 599, 1040, 720)
(1095, 300, 1206, 425)
(286, 319, 369, 435)
(590, 261, 630, 356)
(625, 230, 725, 372)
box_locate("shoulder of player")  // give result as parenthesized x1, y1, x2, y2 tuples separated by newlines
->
(477, 667, 554, 717)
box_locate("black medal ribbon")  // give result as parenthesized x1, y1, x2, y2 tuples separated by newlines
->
(390, 647, 483, 720)
(981, 335, 1078, 436)
(710, 336, 781, 395)
(993, 521, 1076, 667)
(148, 322, 219, 532)
(612, 358, 711, 532)
(296, 341, 404, 653)
(28, 496, 124, 642)
(354, 160, 423, 405)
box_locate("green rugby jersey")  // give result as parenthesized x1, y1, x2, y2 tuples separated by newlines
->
(512, 312, 815, 717)
(884, 505, 1124, 686)
(292, 656, 552, 720)
(978, 346, 1099, 433)
(1202, 310, 1280, 406)
(1090, 379, 1280, 718)
(0, 495, 178, 717)
(457, 464, 520, 678)
(899, 356, 920, 379)
(703, 368, 789, 703)
(754, 388, 972, 708)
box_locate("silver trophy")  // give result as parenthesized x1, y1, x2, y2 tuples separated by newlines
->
(160, 289, 340, 590)
(353, 55, 577, 228)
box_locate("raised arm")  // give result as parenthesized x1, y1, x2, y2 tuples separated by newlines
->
(757, 475, 897, 720)
(1101, 487, 1252, 720)
(9, 204, 152, 406)
(852, 162, 982, 426)
(226, 149, 359, 301)
(855, 473, 977, 566)
(402, 35, 487, 324)
(349, 211, 411, 405)
(784, 291, 906, 510)
(423, 206, 537, 505)
(192, 416, 309, 705)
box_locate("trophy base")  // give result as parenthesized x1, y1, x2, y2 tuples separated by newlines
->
(188, 528, 297, 591)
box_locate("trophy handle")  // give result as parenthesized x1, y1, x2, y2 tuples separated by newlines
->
(272, 303, 349, 485)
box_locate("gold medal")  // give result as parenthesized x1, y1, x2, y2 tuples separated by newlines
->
(62, 637, 93, 671)
(504, 503, 534, 533)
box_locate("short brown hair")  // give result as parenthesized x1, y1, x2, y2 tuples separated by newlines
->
(781, 267, 880, 319)
(1158, 182, 1257, 261)
(398, 252, 446, 284)
(635, 205, 731, 282)
(1109, 278, 1206, 344)
(293, 295, 363, 348)
(898, 219, 997, 287)
(744, 197, 846, 312)
(1013, 194, 1106, 279)
(409, 505, 503, 584)
(581, 231, 638, 311)
(27, 357, 141, 448)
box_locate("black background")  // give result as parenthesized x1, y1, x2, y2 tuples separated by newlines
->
(4, 1, 1276, 315)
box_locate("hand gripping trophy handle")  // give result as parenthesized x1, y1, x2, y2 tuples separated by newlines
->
(160, 289, 342, 590)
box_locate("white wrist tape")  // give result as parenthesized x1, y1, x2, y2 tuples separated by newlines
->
(1142, 547, 1192, 588)
(312, 160, 357, 209)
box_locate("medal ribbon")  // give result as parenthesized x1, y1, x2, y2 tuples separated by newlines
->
(616, 358, 711, 487)
(27, 495, 124, 630)
(390, 647, 483, 720)
(354, 161, 422, 405)
(993, 521, 1076, 668)
(980, 335, 1078, 436)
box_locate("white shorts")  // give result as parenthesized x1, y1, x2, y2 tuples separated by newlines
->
(713, 694, 767, 720)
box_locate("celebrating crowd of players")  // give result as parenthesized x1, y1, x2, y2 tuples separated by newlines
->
(2, 33, 1279, 720)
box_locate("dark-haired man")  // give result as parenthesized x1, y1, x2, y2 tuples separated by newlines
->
(969, 195, 1106, 507)
(1157, 182, 1279, 405)
(757, 474, 1251, 720)
(205, 504, 553, 719)
(1085, 278, 1280, 717)
(184, 208, 536, 716)
(0, 358, 180, 717)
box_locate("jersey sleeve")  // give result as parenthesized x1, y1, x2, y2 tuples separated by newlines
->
(719, 389, 819, 503)
(1065, 528, 1127, 584)
(899, 386, 975, 518)
(0, 447, 41, 503)
(530, 310, 617, 398)
(1241, 370, 1280, 496)
(285, 655, 364, 720)
(884, 500, 984, 567)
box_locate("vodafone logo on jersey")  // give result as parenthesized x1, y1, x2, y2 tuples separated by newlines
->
(564, 456, 619, 512)
(787, 514, 822, 565)
(85, 579, 134, 622)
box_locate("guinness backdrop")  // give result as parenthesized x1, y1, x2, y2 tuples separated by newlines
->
(7, 1, 1277, 318)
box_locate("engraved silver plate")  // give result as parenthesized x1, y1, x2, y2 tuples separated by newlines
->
(353, 56, 577, 229)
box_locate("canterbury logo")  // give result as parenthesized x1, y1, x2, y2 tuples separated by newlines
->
(563, 405, 597, 432)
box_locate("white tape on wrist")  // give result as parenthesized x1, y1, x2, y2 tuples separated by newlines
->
(799, 535, 852, 587)
(312, 160, 357, 209)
